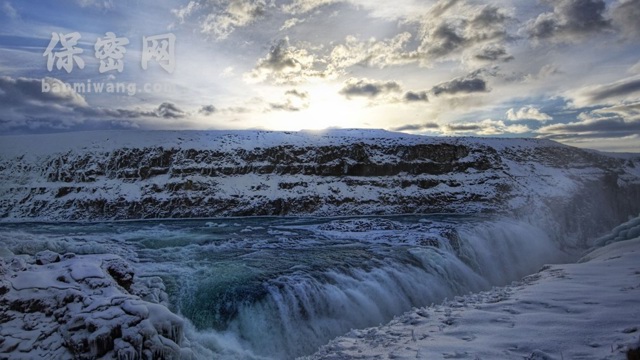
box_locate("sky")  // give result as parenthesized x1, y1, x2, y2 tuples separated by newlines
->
(0, 0, 639, 151)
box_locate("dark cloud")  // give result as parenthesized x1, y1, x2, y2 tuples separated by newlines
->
(474, 44, 514, 62)
(155, 102, 185, 119)
(268, 89, 310, 112)
(285, 89, 308, 99)
(199, 105, 217, 116)
(525, 0, 611, 41)
(612, 0, 640, 39)
(431, 75, 488, 96)
(339, 78, 402, 98)
(418, 3, 511, 60)
(391, 122, 439, 131)
(0, 76, 191, 133)
(0, 76, 87, 110)
(257, 39, 298, 72)
(586, 78, 640, 102)
(404, 91, 429, 102)
(425, 23, 467, 58)
(247, 38, 327, 84)
(595, 102, 640, 118)
(470, 5, 509, 28)
(441, 119, 530, 134)
(445, 123, 482, 131)
(269, 102, 302, 111)
(538, 116, 640, 138)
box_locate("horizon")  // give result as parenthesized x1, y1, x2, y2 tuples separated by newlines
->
(0, 126, 638, 154)
(1, 0, 639, 152)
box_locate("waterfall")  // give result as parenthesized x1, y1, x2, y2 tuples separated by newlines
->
(180, 218, 571, 359)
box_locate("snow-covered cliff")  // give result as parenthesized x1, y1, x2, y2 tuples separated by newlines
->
(1, 129, 639, 237)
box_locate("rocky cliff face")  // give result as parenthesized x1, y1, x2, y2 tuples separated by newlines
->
(0, 130, 639, 236)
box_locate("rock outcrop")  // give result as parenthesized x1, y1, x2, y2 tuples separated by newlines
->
(0, 250, 195, 360)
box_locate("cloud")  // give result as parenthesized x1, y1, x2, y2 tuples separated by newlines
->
(172, 1, 200, 24)
(403, 91, 428, 102)
(199, 105, 217, 116)
(2, 1, 18, 19)
(443, 123, 481, 132)
(339, 78, 402, 99)
(525, 0, 610, 42)
(220, 66, 235, 78)
(593, 102, 640, 120)
(573, 77, 640, 106)
(285, 89, 308, 98)
(611, 0, 640, 39)
(268, 89, 310, 111)
(589, 78, 640, 102)
(280, 17, 305, 30)
(175, 0, 266, 40)
(245, 38, 330, 84)
(75, 0, 114, 10)
(473, 44, 513, 62)
(321, 1, 513, 71)
(0, 76, 192, 132)
(282, 0, 337, 15)
(337, 79, 427, 104)
(269, 101, 304, 111)
(506, 106, 552, 121)
(154, 102, 185, 119)
(391, 119, 530, 135)
(391, 122, 439, 131)
(523, 64, 562, 82)
(0, 76, 88, 111)
(431, 73, 488, 96)
(442, 119, 530, 135)
(416, 2, 511, 63)
(0, 76, 89, 130)
(328, 33, 416, 70)
(537, 115, 640, 138)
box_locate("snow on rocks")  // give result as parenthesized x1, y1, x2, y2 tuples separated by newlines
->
(0, 250, 195, 360)
(1, 130, 638, 228)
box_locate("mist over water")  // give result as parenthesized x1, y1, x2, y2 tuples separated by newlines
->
(0, 216, 572, 359)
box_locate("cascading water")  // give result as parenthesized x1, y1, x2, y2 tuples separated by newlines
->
(0, 216, 574, 359)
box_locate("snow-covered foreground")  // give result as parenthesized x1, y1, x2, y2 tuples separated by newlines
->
(0, 251, 197, 359)
(307, 217, 640, 360)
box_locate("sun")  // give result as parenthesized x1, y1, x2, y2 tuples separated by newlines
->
(297, 84, 363, 131)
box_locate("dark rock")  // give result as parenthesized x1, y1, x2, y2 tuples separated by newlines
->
(103, 258, 135, 291)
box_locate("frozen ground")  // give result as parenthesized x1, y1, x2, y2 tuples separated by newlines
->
(307, 216, 640, 360)
(0, 251, 198, 360)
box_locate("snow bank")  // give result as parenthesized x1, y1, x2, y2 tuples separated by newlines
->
(306, 218, 640, 360)
(0, 250, 196, 360)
